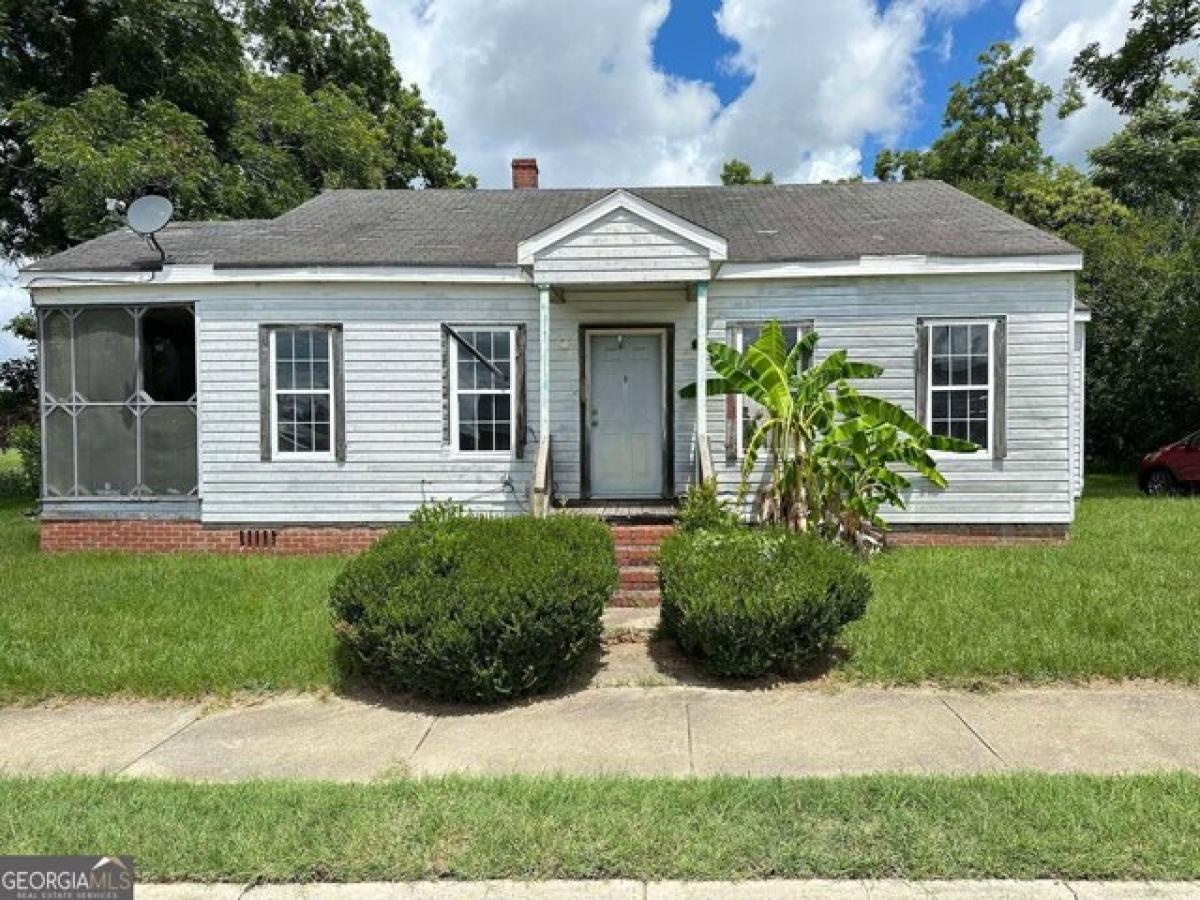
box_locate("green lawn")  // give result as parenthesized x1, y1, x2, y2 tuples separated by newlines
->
(0, 499, 344, 702)
(0, 475, 1196, 700)
(2, 773, 1199, 881)
(843, 474, 1200, 685)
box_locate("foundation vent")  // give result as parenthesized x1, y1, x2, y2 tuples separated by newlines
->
(239, 528, 278, 549)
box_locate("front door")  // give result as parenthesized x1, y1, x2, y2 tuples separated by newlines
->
(586, 330, 666, 498)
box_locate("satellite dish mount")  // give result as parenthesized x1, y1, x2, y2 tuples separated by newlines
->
(125, 195, 174, 262)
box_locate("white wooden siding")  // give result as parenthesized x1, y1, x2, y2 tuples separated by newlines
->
(706, 272, 1077, 525)
(196, 284, 538, 524)
(61, 268, 1077, 527)
(531, 209, 711, 284)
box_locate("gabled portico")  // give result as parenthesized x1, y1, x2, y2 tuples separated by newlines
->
(519, 190, 727, 509)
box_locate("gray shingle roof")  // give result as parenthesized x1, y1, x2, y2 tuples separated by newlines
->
(26, 180, 1078, 273)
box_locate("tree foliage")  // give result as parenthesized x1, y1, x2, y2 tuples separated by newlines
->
(1071, 0, 1200, 115)
(0, 0, 472, 257)
(0, 314, 37, 446)
(721, 158, 774, 185)
(1088, 64, 1200, 220)
(876, 44, 1051, 201)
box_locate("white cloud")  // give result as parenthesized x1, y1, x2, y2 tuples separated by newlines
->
(367, 0, 971, 187)
(1014, 0, 1137, 169)
(1014, 0, 1198, 170)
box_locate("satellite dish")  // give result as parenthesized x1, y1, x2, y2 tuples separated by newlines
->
(127, 195, 173, 236)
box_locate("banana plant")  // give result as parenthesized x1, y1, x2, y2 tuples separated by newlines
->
(681, 321, 976, 549)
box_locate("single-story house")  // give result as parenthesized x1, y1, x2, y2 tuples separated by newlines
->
(20, 158, 1088, 554)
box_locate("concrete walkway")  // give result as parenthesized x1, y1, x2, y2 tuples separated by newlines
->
(134, 879, 1200, 898)
(4, 683, 1200, 780)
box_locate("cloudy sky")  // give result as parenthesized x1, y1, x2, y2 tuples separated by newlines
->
(367, 0, 1144, 188)
(0, 0, 1149, 360)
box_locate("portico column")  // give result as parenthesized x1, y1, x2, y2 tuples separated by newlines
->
(695, 280, 709, 439)
(538, 283, 551, 442)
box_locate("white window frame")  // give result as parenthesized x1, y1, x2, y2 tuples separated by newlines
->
(733, 322, 809, 458)
(269, 326, 336, 460)
(448, 325, 518, 456)
(925, 318, 994, 454)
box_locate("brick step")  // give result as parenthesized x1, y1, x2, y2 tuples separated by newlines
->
(618, 565, 658, 590)
(610, 589, 661, 608)
(616, 545, 659, 567)
(609, 524, 675, 545)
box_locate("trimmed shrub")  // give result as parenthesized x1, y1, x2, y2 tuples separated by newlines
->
(676, 478, 739, 532)
(659, 528, 870, 678)
(330, 514, 616, 703)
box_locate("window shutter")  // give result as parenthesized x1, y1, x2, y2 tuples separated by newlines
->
(724, 323, 737, 462)
(514, 324, 528, 459)
(258, 325, 272, 461)
(993, 317, 1007, 459)
(914, 319, 929, 427)
(332, 325, 346, 463)
(440, 325, 451, 447)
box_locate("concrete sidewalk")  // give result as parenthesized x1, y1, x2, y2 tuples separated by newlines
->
(134, 879, 1200, 898)
(4, 683, 1200, 781)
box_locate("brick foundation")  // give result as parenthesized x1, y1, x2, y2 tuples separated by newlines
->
(886, 523, 1069, 547)
(40, 519, 388, 554)
(39, 517, 1069, 558)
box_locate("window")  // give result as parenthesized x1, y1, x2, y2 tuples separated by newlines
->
(926, 321, 993, 450)
(449, 327, 516, 453)
(271, 327, 335, 456)
(38, 305, 198, 498)
(730, 322, 809, 458)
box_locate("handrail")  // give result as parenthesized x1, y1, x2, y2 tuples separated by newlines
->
(532, 434, 553, 517)
(696, 428, 715, 485)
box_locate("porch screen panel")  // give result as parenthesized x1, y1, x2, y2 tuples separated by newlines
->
(38, 305, 199, 499)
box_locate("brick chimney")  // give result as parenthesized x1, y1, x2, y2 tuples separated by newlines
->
(511, 157, 539, 189)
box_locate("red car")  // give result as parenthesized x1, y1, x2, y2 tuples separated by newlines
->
(1140, 429, 1200, 495)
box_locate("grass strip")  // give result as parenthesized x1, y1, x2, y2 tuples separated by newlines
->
(1, 773, 1199, 881)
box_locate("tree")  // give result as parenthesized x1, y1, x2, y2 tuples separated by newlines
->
(0, 313, 37, 448)
(721, 158, 774, 185)
(1068, 214, 1200, 464)
(222, 74, 393, 218)
(681, 323, 974, 550)
(11, 87, 224, 243)
(1004, 166, 1129, 234)
(1063, 1, 1200, 466)
(1087, 64, 1200, 219)
(241, 0, 472, 189)
(875, 43, 1051, 202)
(0, 0, 472, 257)
(1071, 0, 1200, 115)
(0, 0, 247, 256)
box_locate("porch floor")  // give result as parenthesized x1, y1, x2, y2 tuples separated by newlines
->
(556, 500, 679, 523)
